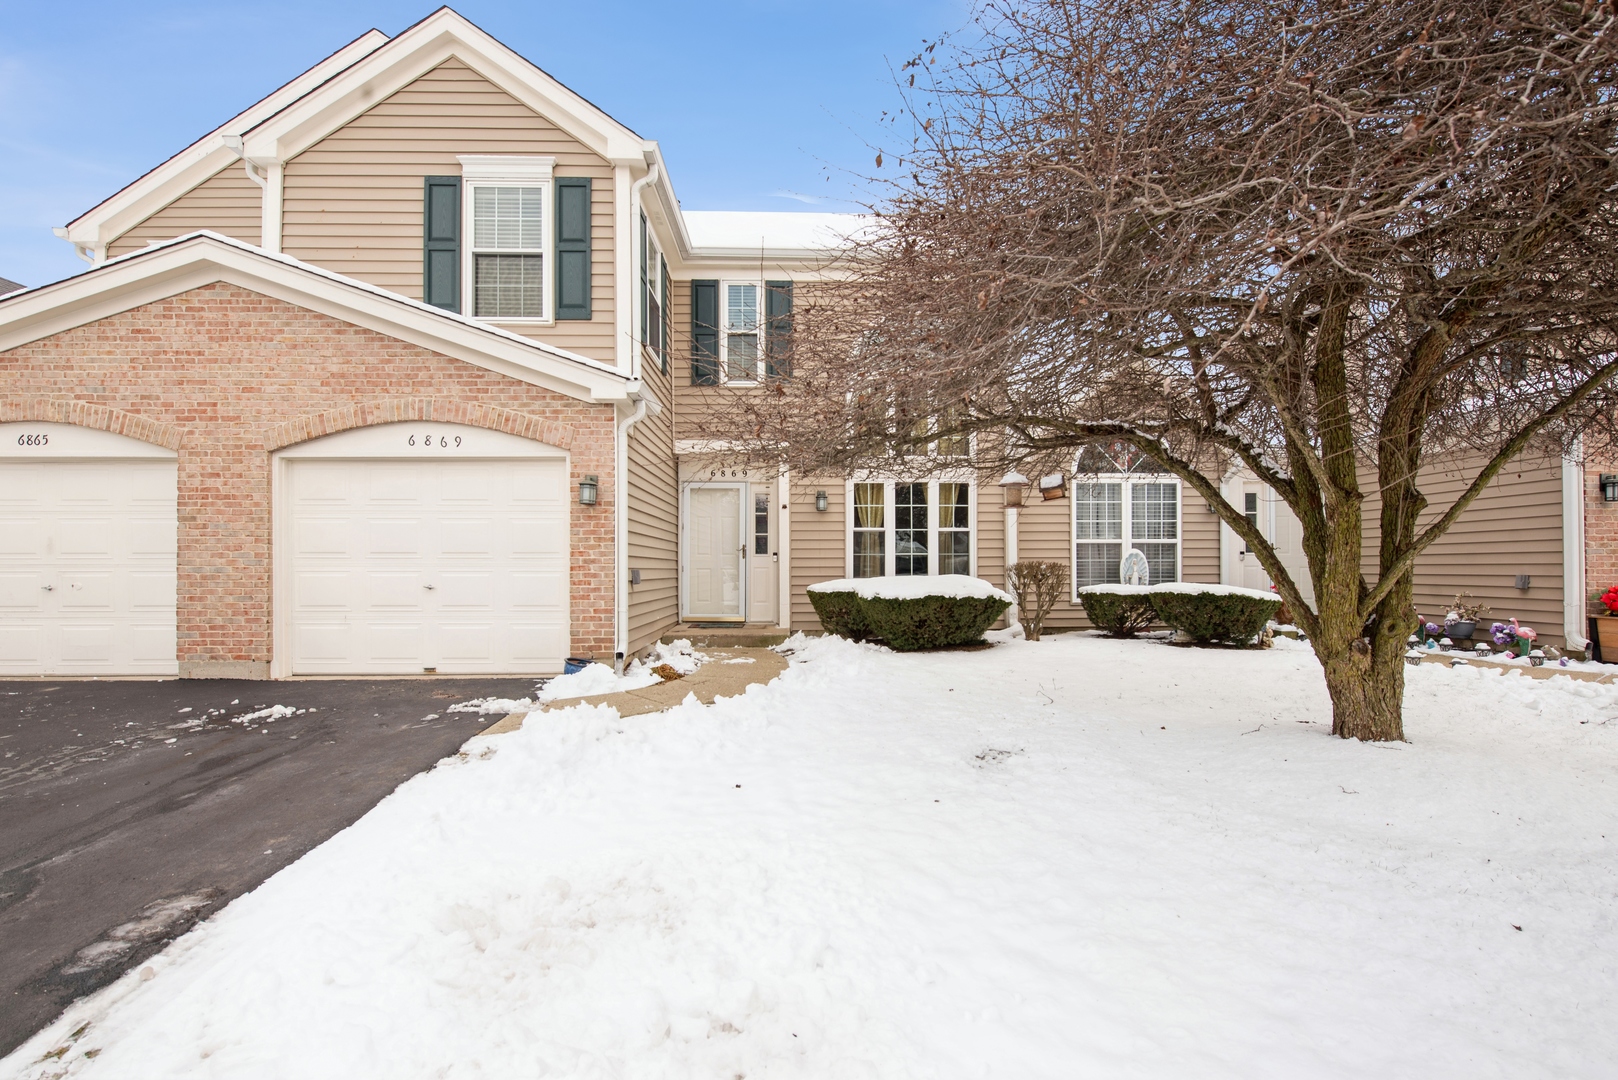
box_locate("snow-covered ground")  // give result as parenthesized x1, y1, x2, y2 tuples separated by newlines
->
(7, 633, 1617, 1079)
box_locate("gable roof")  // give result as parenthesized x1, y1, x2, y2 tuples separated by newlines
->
(0, 232, 634, 404)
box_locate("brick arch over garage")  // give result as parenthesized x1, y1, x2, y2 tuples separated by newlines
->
(264, 399, 578, 453)
(0, 400, 182, 451)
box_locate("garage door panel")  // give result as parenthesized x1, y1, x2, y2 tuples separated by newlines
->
(285, 451, 566, 675)
(296, 571, 352, 610)
(295, 516, 355, 558)
(292, 622, 352, 665)
(0, 452, 177, 676)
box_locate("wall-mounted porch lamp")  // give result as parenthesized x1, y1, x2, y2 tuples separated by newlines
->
(814, 490, 829, 512)
(578, 475, 599, 506)
(1602, 473, 1618, 502)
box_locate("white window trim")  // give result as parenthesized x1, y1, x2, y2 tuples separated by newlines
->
(459, 155, 556, 325)
(640, 215, 666, 366)
(718, 278, 765, 385)
(1070, 472, 1183, 597)
(843, 476, 978, 579)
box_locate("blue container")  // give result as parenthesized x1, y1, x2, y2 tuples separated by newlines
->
(563, 657, 592, 675)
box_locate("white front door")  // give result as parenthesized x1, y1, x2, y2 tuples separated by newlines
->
(0, 424, 178, 676)
(285, 454, 568, 674)
(684, 483, 746, 621)
(1237, 483, 1271, 591)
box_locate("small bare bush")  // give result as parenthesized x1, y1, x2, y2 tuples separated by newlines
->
(1007, 560, 1069, 641)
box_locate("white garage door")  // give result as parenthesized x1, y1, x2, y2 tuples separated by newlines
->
(281, 424, 569, 675)
(0, 423, 179, 676)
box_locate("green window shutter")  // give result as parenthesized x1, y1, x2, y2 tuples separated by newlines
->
(691, 279, 719, 385)
(660, 257, 671, 376)
(423, 176, 461, 313)
(555, 177, 592, 320)
(765, 280, 793, 378)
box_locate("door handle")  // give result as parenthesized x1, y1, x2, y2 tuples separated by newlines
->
(42, 584, 54, 591)
(424, 584, 436, 590)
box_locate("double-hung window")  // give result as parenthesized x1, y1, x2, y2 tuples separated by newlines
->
(722, 282, 761, 382)
(1073, 476, 1180, 591)
(458, 155, 555, 322)
(847, 479, 976, 578)
(641, 214, 669, 372)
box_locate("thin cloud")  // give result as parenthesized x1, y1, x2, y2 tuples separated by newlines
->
(769, 189, 823, 205)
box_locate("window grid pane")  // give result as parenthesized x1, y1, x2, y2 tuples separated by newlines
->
(853, 482, 886, 578)
(1075, 483, 1123, 540)
(1075, 542, 1123, 588)
(473, 186, 544, 251)
(938, 482, 970, 574)
(1131, 483, 1178, 540)
(895, 482, 928, 576)
(754, 493, 769, 556)
(1138, 542, 1178, 585)
(473, 254, 545, 318)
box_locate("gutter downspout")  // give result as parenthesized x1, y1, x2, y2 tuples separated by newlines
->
(223, 136, 282, 253)
(611, 160, 664, 674)
(1564, 440, 1588, 652)
(614, 387, 662, 673)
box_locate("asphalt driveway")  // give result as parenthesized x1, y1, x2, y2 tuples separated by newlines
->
(0, 676, 536, 1059)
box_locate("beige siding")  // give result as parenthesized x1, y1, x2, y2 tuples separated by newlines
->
(627, 345, 679, 652)
(1361, 452, 1566, 646)
(107, 166, 262, 257)
(789, 480, 846, 631)
(281, 59, 617, 363)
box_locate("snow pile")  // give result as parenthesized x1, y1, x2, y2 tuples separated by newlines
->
(1149, 581, 1279, 600)
(229, 705, 297, 725)
(9, 635, 1618, 1077)
(1076, 583, 1155, 596)
(447, 641, 711, 714)
(807, 574, 1012, 602)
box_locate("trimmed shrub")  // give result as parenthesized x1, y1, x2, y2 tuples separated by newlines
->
(806, 588, 872, 642)
(861, 594, 1012, 650)
(1077, 585, 1157, 637)
(1149, 584, 1281, 645)
(1007, 560, 1069, 641)
(807, 576, 1013, 650)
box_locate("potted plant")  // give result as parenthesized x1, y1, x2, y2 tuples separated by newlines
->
(1590, 587, 1618, 662)
(1444, 594, 1489, 641)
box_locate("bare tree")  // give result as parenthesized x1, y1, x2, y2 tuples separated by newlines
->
(703, 0, 1618, 741)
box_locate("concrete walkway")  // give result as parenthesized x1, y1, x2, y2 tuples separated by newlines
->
(480, 646, 789, 735)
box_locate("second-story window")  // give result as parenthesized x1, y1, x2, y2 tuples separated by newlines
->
(470, 184, 547, 319)
(723, 282, 761, 382)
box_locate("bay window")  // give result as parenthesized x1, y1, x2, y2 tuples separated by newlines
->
(848, 479, 976, 578)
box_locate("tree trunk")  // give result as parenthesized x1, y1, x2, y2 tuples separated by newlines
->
(1316, 634, 1407, 741)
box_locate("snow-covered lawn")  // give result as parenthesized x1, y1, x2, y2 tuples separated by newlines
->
(7, 634, 1617, 1079)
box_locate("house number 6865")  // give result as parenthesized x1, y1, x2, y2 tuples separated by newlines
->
(16, 433, 49, 447)
(407, 434, 462, 448)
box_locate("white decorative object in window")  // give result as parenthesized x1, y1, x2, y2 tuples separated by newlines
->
(846, 479, 976, 578)
(1073, 477, 1179, 591)
(458, 156, 554, 322)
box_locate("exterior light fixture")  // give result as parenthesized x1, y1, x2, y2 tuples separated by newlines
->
(814, 490, 829, 512)
(1405, 649, 1424, 668)
(1602, 474, 1618, 502)
(1529, 649, 1546, 667)
(578, 475, 599, 506)
(999, 471, 1029, 508)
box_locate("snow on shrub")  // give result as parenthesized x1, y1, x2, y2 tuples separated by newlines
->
(807, 575, 1012, 650)
(1147, 582, 1281, 645)
(1076, 584, 1157, 637)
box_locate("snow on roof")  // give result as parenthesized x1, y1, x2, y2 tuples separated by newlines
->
(681, 211, 870, 253)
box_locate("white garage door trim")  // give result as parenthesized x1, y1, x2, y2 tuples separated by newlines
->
(0, 422, 179, 676)
(271, 421, 570, 678)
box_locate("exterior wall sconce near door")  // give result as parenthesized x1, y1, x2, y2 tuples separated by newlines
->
(814, 490, 829, 512)
(578, 475, 599, 506)
(1602, 473, 1618, 502)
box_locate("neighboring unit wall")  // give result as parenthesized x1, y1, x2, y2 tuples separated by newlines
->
(106, 167, 262, 257)
(627, 344, 678, 652)
(279, 58, 617, 362)
(1586, 464, 1618, 617)
(1361, 453, 1565, 646)
(788, 480, 845, 631)
(0, 283, 618, 674)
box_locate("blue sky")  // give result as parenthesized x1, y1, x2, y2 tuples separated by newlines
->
(0, 0, 964, 288)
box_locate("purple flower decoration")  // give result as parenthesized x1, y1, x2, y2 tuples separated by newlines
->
(1424, 622, 1441, 637)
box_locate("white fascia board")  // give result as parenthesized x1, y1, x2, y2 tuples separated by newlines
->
(63, 29, 389, 249)
(241, 10, 643, 166)
(0, 233, 632, 404)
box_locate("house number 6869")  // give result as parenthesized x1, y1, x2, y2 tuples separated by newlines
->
(407, 434, 462, 448)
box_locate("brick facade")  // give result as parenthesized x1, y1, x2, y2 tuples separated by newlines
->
(1585, 464, 1618, 617)
(0, 283, 618, 676)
